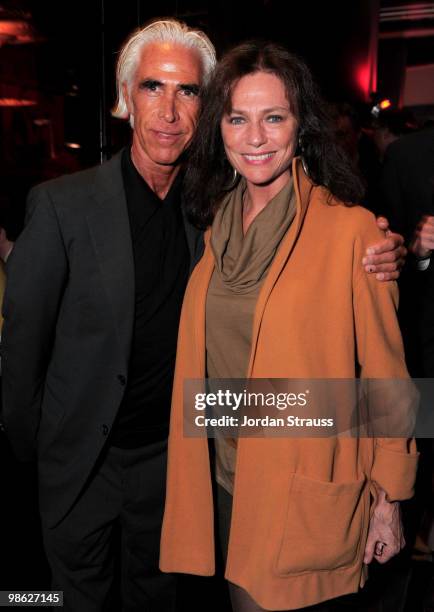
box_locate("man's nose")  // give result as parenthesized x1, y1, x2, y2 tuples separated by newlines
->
(247, 121, 266, 147)
(158, 93, 178, 123)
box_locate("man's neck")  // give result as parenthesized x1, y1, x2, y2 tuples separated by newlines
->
(130, 145, 180, 200)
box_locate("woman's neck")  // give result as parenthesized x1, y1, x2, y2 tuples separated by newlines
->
(242, 171, 291, 234)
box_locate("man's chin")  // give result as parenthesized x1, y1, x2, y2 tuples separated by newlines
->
(154, 149, 189, 168)
(154, 158, 182, 168)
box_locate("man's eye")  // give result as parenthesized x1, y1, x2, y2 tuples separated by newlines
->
(140, 81, 159, 92)
(181, 87, 200, 97)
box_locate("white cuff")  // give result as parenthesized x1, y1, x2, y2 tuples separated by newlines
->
(417, 257, 430, 271)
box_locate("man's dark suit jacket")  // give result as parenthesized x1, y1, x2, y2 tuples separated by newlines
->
(2, 150, 204, 528)
(380, 127, 434, 375)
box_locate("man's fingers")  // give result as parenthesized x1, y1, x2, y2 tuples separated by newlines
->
(375, 271, 400, 281)
(376, 216, 390, 231)
(364, 263, 404, 280)
(364, 261, 404, 273)
(364, 261, 405, 279)
(366, 236, 405, 257)
(419, 225, 434, 236)
(363, 246, 406, 265)
(363, 250, 401, 265)
(419, 228, 434, 241)
(363, 255, 406, 271)
(419, 235, 434, 249)
(419, 215, 434, 229)
(366, 226, 407, 280)
(413, 215, 434, 253)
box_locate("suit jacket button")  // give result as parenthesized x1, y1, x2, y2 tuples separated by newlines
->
(117, 374, 126, 386)
(102, 424, 109, 436)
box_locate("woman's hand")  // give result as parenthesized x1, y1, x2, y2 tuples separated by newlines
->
(364, 484, 405, 564)
(362, 217, 407, 281)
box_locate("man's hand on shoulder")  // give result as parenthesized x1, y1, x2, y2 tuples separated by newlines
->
(362, 216, 406, 281)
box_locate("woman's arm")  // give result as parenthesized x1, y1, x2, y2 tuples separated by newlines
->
(352, 211, 419, 562)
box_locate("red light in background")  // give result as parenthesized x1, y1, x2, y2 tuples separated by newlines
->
(0, 20, 36, 45)
(0, 98, 37, 107)
(355, 64, 371, 100)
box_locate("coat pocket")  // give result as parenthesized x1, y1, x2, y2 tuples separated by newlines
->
(275, 473, 366, 575)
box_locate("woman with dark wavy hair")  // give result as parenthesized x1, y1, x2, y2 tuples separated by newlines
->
(184, 41, 364, 228)
(160, 41, 417, 611)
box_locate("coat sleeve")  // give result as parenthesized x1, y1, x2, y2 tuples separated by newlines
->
(2, 185, 68, 461)
(352, 212, 418, 501)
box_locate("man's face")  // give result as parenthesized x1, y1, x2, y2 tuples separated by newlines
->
(123, 42, 203, 168)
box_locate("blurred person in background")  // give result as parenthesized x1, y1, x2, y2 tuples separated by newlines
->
(330, 102, 383, 215)
(371, 108, 416, 163)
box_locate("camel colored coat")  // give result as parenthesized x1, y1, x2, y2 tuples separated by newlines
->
(160, 159, 418, 610)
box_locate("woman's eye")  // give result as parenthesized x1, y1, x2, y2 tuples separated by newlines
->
(229, 116, 244, 125)
(267, 115, 284, 123)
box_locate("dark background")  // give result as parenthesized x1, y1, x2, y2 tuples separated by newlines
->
(0, 0, 433, 234)
(0, 1, 433, 609)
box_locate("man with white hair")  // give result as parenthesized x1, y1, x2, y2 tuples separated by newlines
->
(1, 16, 406, 612)
(2, 19, 215, 612)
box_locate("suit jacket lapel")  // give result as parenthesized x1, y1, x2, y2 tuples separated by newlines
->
(86, 150, 135, 363)
(181, 199, 205, 273)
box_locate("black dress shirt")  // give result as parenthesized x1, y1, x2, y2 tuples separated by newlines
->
(110, 148, 189, 447)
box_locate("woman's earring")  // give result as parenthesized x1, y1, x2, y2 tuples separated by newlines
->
(225, 167, 239, 190)
(298, 136, 309, 177)
(301, 156, 309, 177)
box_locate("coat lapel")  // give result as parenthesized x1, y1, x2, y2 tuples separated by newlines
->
(190, 158, 313, 377)
(190, 230, 215, 375)
(189, 158, 314, 378)
(86, 151, 135, 363)
(246, 158, 313, 376)
(181, 204, 205, 273)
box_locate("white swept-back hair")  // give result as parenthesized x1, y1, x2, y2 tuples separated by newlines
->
(112, 18, 216, 123)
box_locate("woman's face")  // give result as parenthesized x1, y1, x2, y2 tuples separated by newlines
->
(221, 71, 299, 189)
